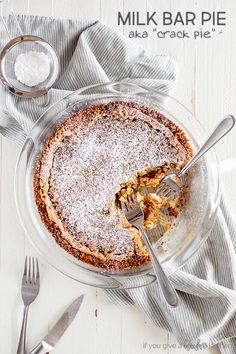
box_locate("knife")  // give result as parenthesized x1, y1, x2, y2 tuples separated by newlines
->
(28, 294, 84, 354)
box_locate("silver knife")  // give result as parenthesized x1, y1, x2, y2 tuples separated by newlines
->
(28, 295, 84, 354)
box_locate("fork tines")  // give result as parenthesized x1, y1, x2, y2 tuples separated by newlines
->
(121, 194, 144, 227)
(23, 256, 40, 285)
(122, 194, 134, 210)
(156, 182, 173, 198)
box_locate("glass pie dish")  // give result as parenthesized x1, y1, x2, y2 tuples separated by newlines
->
(15, 82, 220, 289)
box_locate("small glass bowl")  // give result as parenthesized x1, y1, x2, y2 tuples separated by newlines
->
(15, 82, 220, 289)
(0, 35, 59, 97)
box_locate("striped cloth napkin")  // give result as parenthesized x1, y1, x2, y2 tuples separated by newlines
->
(1, 15, 236, 354)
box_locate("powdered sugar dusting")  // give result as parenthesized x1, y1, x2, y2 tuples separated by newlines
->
(47, 104, 187, 257)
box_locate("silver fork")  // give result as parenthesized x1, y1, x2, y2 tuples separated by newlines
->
(156, 115, 235, 199)
(121, 195, 179, 307)
(17, 256, 40, 354)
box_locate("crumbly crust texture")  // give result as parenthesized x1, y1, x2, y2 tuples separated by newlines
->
(33, 101, 192, 270)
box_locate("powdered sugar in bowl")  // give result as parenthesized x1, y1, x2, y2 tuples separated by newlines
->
(0, 35, 59, 97)
(15, 82, 220, 289)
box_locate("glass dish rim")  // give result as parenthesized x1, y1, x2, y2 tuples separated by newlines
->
(14, 81, 221, 288)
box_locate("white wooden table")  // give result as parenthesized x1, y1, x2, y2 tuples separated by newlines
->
(1, 1, 236, 353)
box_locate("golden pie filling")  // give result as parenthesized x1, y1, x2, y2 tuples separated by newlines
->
(34, 101, 192, 270)
(116, 164, 184, 232)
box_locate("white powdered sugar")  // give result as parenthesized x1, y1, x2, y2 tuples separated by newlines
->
(47, 104, 188, 257)
(14, 51, 50, 87)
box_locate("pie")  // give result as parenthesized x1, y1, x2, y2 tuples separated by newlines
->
(33, 101, 192, 270)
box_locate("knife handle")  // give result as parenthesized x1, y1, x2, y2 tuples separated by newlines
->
(28, 341, 54, 354)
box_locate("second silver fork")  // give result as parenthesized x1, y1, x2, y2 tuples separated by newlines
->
(121, 195, 179, 307)
(17, 256, 40, 354)
(155, 115, 235, 199)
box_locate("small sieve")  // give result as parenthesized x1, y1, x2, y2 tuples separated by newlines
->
(0, 1, 59, 98)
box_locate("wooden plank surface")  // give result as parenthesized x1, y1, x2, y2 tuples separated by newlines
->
(1, 0, 236, 353)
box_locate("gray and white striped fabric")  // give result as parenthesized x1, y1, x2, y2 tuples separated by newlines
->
(0, 16, 175, 144)
(1, 16, 236, 354)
